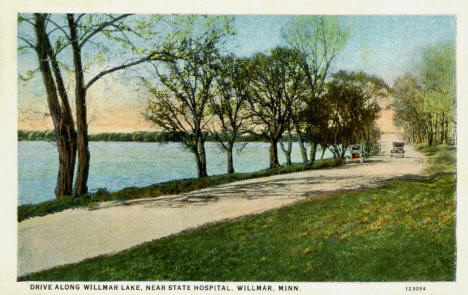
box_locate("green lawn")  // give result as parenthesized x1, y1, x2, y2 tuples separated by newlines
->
(19, 145, 456, 281)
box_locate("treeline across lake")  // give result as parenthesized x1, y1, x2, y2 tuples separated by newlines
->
(18, 130, 296, 143)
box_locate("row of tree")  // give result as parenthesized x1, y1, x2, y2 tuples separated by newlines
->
(393, 44, 456, 146)
(19, 14, 387, 200)
(143, 16, 389, 177)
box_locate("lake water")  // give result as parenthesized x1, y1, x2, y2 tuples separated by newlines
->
(18, 141, 333, 205)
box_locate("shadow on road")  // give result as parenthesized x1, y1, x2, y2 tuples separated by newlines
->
(90, 168, 421, 211)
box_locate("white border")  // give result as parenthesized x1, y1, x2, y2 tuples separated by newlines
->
(1, 1, 467, 294)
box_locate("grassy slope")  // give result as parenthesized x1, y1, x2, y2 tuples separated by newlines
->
(19, 145, 456, 281)
(18, 159, 341, 222)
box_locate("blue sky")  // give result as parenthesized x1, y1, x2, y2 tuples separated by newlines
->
(18, 15, 456, 82)
(226, 15, 455, 82)
(17, 14, 456, 131)
(337, 15, 455, 81)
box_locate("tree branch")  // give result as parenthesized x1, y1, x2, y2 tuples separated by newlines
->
(79, 14, 132, 47)
(18, 36, 35, 49)
(19, 16, 36, 28)
(86, 53, 154, 89)
(46, 18, 71, 40)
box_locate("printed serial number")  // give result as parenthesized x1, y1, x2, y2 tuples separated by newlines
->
(406, 286, 426, 291)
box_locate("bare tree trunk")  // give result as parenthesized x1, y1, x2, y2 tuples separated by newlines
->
(226, 143, 235, 174)
(309, 142, 317, 163)
(420, 126, 425, 144)
(364, 126, 372, 154)
(192, 148, 203, 178)
(74, 103, 90, 196)
(46, 29, 77, 198)
(320, 145, 327, 159)
(34, 13, 77, 198)
(197, 136, 208, 178)
(441, 112, 445, 144)
(279, 142, 292, 166)
(269, 138, 280, 169)
(280, 127, 292, 166)
(427, 114, 433, 146)
(295, 125, 308, 163)
(340, 144, 348, 158)
(55, 124, 77, 197)
(445, 116, 449, 143)
(68, 14, 90, 197)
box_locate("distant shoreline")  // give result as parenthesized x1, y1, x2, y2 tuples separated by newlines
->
(18, 130, 300, 143)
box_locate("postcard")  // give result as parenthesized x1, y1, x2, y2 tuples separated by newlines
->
(1, 0, 467, 294)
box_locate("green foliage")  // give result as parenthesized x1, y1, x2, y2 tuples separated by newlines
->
(247, 47, 308, 167)
(18, 68, 39, 81)
(320, 71, 386, 157)
(283, 16, 349, 100)
(167, 15, 236, 44)
(18, 130, 55, 141)
(143, 15, 237, 178)
(283, 16, 349, 67)
(417, 144, 456, 175)
(283, 15, 351, 156)
(393, 43, 456, 146)
(19, 146, 455, 281)
(208, 55, 250, 147)
(420, 44, 455, 101)
(143, 15, 235, 157)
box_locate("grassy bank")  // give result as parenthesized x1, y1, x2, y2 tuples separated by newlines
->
(18, 158, 341, 222)
(19, 145, 456, 281)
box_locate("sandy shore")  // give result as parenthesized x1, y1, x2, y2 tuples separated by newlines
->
(18, 133, 426, 276)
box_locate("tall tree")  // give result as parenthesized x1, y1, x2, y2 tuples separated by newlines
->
(24, 14, 77, 198)
(324, 71, 385, 158)
(301, 92, 332, 163)
(18, 13, 180, 197)
(144, 16, 235, 178)
(393, 43, 455, 146)
(247, 47, 308, 168)
(394, 74, 426, 144)
(283, 16, 349, 163)
(66, 13, 179, 196)
(420, 44, 456, 145)
(208, 55, 250, 174)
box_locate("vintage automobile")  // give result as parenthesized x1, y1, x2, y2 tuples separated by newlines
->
(345, 144, 364, 163)
(390, 142, 405, 158)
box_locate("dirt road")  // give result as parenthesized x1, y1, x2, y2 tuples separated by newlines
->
(18, 133, 426, 276)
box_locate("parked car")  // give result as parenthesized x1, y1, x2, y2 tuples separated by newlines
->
(345, 144, 364, 163)
(390, 142, 405, 158)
